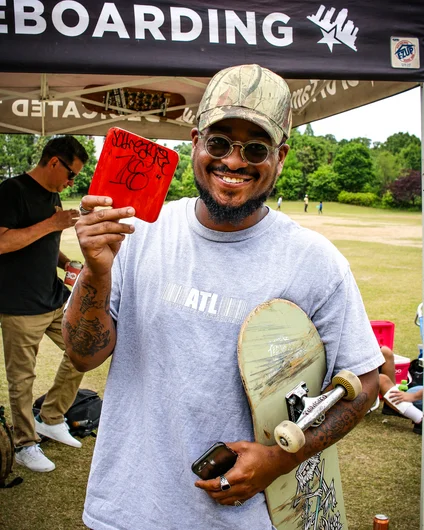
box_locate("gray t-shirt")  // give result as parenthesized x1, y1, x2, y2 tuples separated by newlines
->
(83, 198, 383, 530)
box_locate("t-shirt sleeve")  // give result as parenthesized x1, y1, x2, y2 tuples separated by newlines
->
(0, 179, 22, 228)
(312, 268, 385, 390)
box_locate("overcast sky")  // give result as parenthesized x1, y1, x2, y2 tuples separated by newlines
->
(95, 86, 422, 156)
(297, 86, 421, 143)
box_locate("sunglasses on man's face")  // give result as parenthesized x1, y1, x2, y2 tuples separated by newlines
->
(199, 133, 282, 166)
(57, 157, 76, 180)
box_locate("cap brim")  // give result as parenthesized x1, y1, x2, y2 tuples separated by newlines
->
(198, 106, 284, 146)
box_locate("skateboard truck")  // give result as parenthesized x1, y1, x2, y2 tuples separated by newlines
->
(286, 382, 326, 427)
(274, 369, 362, 453)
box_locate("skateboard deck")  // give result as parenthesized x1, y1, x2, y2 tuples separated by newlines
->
(238, 299, 348, 530)
(82, 85, 186, 119)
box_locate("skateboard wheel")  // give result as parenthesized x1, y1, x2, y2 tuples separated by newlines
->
(274, 421, 305, 453)
(332, 370, 362, 400)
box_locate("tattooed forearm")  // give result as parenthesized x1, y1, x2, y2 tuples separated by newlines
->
(63, 270, 115, 371)
(76, 280, 109, 315)
(306, 391, 368, 450)
(65, 317, 111, 357)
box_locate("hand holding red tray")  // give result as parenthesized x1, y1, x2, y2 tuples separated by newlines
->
(89, 127, 179, 223)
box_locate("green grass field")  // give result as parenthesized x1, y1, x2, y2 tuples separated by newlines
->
(0, 199, 422, 529)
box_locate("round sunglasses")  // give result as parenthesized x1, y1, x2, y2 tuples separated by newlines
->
(199, 133, 282, 165)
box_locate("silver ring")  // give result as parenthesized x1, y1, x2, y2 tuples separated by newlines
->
(234, 500, 244, 507)
(79, 202, 93, 216)
(219, 475, 231, 491)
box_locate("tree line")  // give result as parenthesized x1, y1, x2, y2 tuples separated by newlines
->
(167, 125, 422, 210)
(0, 127, 421, 209)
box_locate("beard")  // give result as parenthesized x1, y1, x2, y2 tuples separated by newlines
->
(194, 166, 275, 227)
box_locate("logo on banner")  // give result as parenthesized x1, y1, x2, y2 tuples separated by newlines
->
(307, 5, 358, 52)
(391, 37, 420, 69)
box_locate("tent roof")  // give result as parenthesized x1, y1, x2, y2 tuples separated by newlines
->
(0, 73, 419, 139)
(0, 0, 422, 138)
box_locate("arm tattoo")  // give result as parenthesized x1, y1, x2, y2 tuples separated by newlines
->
(77, 281, 106, 314)
(65, 317, 110, 357)
(66, 280, 112, 356)
(307, 392, 368, 450)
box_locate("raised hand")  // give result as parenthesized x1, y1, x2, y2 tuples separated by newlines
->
(75, 195, 135, 277)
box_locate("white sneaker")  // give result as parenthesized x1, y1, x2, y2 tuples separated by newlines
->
(35, 417, 82, 448)
(366, 395, 380, 415)
(15, 445, 55, 472)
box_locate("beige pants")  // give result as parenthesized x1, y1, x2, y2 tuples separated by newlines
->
(0, 305, 84, 447)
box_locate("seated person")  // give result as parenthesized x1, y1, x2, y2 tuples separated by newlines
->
(379, 346, 422, 434)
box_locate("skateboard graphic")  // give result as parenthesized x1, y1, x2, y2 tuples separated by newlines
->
(238, 299, 361, 530)
(82, 85, 186, 119)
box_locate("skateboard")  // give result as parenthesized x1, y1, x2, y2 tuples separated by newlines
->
(238, 299, 361, 530)
(82, 85, 186, 119)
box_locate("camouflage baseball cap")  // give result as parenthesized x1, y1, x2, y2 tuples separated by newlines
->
(197, 64, 292, 145)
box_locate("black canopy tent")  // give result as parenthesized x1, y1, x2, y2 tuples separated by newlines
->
(0, 1, 423, 527)
(0, 0, 422, 137)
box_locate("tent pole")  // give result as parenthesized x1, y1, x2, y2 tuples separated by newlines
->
(421, 81, 424, 530)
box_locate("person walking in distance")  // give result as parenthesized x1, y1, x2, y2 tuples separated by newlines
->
(63, 64, 382, 530)
(0, 136, 88, 473)
(304, 194, 309, 212)
(276, 196, 282, 210)
(318, 201, 323, 214)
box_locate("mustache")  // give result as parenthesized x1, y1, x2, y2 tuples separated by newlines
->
(208, 164, 258, 179)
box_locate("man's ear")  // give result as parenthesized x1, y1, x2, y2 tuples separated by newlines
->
(277, 144, 290, 173)
(48, 156, 58, 169)
(190, 128, 200, 158)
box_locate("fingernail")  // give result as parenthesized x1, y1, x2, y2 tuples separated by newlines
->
(104, 197, 112, 205)
(127, 208, 135, 215)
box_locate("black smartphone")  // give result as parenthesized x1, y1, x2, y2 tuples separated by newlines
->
(191, 442, 238, 480)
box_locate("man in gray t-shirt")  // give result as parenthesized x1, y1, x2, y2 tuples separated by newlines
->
(63, 64, 383, 530)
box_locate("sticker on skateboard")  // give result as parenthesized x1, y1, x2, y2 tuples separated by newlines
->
(82, 85, 186, 119)
(238, 299, 361, 530)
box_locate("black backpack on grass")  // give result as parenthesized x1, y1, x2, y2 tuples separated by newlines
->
(409, 359, 423, 388)
(33, 389, 102, 439)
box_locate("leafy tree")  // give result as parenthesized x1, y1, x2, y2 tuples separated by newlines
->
(180, 163, 197, 197)
(333, 142, 375, 192)
(174, 142, 192, 157)
(399, 143, 421, 172)
(323, 134, 337, 144)
(308, 165, 340, 201)
(274, 149, 304, 200)
(166, 175, 184, 200)
(372, 150, 400, 195)
(382, 132, 420, 155)
(388, 169, 421, 207)
(173, 153, 191, 182)
(290, 142, 327, 196)
(304, 123, 314, 136)
(0, 134, 38, 178)
(350, 137, 372, 148)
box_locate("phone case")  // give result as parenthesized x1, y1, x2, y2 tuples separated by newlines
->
(191, 442, 238, 480)
(89, 127, 179, 223)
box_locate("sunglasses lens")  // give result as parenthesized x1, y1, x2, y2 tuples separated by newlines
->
(244, 143, 269, 164)
(205, 136, 232, 158)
